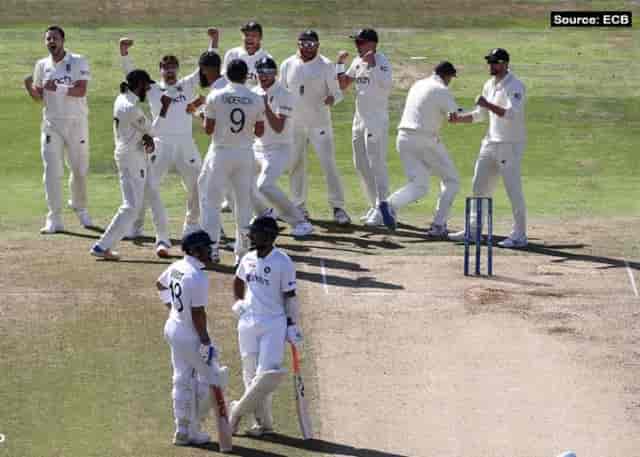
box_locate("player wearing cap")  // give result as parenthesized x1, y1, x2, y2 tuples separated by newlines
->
(251, 57, 314, 237)
(279, 29, 351, 225)
(118, 31, 216, 256)
(337, 28, 394, 229)
(156, 230, 230, 446)
(222, 21, 273, 87)
(90, 70, 172, 260)
(229, 216, 304, 437)
(449, 48, 528, 248)
(386, 61, 462, 236)
(199, 59, 265, 265)
(25, 25, 93, 234)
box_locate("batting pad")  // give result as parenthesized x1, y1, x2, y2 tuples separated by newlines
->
(232, 370, 285, 419)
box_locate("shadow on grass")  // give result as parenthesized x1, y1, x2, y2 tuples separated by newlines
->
(246, 433, 409, 457)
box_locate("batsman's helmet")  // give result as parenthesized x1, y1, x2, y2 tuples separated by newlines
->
(181, 230, 213, 253)
(248, 216, 280, 240)
(226, 58, 249, 83)
(256, 56, 278, 75)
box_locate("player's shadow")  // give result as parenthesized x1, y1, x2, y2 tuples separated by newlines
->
(296, 269, 403, 291)
(247, 433, 409, 457)
(280, 231, 405, 252)
(197, 442, 288, 456)
(288, 254, 368, 273)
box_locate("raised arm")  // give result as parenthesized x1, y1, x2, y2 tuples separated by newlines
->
(336, 50, 353, 91)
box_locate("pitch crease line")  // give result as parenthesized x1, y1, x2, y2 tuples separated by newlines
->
(625, 260, 639, 297)
(320, 259, 329, 294)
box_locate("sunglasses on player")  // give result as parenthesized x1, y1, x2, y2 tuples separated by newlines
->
(298, 40, 318, 49)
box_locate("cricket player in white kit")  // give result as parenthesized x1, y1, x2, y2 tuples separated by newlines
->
(156, 230, 230, 447)
(25, 25, 93, 233)
(337, 29, 394, 228)
(90, 70, 171, 260)
(251, 57, 314, 237)
(280, 30, 351, 225)
(387, 61, 462, 237)
(230, 216, 304, 437)
(199, 59, 265, 265)
(449, 48, 528, 248)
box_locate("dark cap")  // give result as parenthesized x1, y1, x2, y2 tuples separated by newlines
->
(198, 50, 221, 68)
(298, 29, 319, 42)
(350, 28, 378, 43)
(248, 216, 280, 236)
(126, 69, 155, 87)
(226, 59, 249, 83)
(241, 21, 263, 35)
(484, 48, 509, 63)
(434, 61, 457, 77)
(255, 56, 278, 75)
(181, 230, 213, 252)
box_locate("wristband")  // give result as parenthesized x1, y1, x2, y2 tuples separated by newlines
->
(336, 63, 346, 74)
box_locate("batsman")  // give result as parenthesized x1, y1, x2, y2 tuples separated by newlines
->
(230, 216, 305, 437)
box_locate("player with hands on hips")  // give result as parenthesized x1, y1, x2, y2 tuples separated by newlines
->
(229, 216, 303, 437)
(89, 70, 171, 261)
(157, 230, 231, 448)
(337, 29, 394, 230)
(25, 25, 93, 234)
(448, 48, 528, 248)
(250, 56, 314, 238)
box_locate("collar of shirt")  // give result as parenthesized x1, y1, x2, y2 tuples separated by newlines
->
(48, 50, 69, 66)
(296, 53, 319, 65)
(185, 254, 206, 270)
(124, 90, 140, 104)
(493, 71, 513, 89)
(431, 73, 446, 87)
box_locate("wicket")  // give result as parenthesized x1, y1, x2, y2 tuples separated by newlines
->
(464, 197, 493, 276)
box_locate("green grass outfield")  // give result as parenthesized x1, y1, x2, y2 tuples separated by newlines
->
(1, 2, 639, 456)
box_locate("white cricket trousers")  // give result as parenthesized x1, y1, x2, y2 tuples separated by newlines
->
(40, 117, 90, 222)
(470, 140, 527, 238)
(388, 129, 460, 226)
(352, 119, 389, 207)
(198, 145, 253, 261)
(251, 143, 306, 226)
(289, 124, 346, 209)
(132, 135, 202, 241)
(97, 152, 160, 250)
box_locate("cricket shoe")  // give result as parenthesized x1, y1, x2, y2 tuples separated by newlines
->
(297, 205, 310, 220)
(188, 429, 211, 445)
(359, 207, 375, 222)
(155, 241, 171, 258)
(333, 208, 351, 225)
(40, 219, 64, 234)
(448, 229, 480, 242)
(364, 208, 383, 227)
(173, 431, 190, 446)
(245, 423, 275, 438)
(291, 221, 314, 237)
(75, 208, 93, 228)
(498, 235, 528, 248)
(207, 248, 220, 265)
(425, 223, 448, 239)
(90, 244, 120, 261)
(378, 201, 397, 231)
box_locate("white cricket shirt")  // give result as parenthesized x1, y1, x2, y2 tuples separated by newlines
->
(121, 55, 199, 136)
(346, 52, 392, 126)
(252, 81, 294, 146)
(279, 53, 342, 128)
(205, 82, 264, 149)
(112, 91, 164, 157)
(398, 74, 459, 136)
(236, 248, 296, 318)
(158, 255, 209, 340)
(33, 51, 90, 120)
(471, 72, 526, 143)
(223, 46, 272, 87)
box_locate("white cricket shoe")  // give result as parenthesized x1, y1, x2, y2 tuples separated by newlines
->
(448, 229, 479, 242)
(364, 208, 383, 227)
(498, 235, 528, 248)
(359, 207, 375, 221)
(90, 244, 120, 261)
(74, 208, 93, 228)
(291, 221, 313, 237)
(155, 241, 171, 258)
(245, 423, 274, 438)
(188, 429, 211, 445)
(333, 208, 351, 225)
(40, 219, 64, 234)
(426, 223, 448, 238)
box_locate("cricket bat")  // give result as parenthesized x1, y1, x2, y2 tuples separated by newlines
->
(211, 385, 233, 453)
(290, 344, 313, 439)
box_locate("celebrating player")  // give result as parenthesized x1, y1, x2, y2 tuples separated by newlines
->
(229, 216, 304, 437)
(251, 56, 314, 237)
(449, 48, 528, 248)
(337, 28, 394, 229)
(280, 30, 350, 224)
(223, 21, 272, 87)
(90, 70, 170, 260)
(156, 230, 230, 447)
(25, 25, 93, 233)
(386, 61, 462, 236)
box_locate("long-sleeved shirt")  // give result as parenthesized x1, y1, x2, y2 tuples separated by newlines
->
(346, 51, 392, 126)
(471, 71, 526, 143)
(113, 91, 164, 157)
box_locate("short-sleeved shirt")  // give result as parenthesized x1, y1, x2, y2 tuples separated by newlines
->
(279, 53, 342, 128)
(235, 248, 296, 318)
(252, 81, 294, 146)
(398, 74, 459, 136)
(158, 255, 208, 339)
(346, 52, 392, 126)
(33, 51, 90, 120)
(204, 82, 264, 149)
(113, 91, 162, 156)
(471, 72, 526, 143)
(223, 46, 273, 87)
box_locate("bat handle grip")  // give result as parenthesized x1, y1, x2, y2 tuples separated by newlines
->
(290, 343, 301, 373)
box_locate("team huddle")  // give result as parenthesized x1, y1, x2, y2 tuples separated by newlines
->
(24, 22, 529, 449)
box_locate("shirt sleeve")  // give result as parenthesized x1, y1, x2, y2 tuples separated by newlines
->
(181, 69, 201, 92)
(129, 106, 155, 135)
(443, 89, 459, 114)
(504, 80, 526, 119)
(325, 60, 342, 101)
(278, 60, 288, 88)
(189, 276, 208, 308)
(471, 81, 490, 123)
(77, 56, 91, 81)
(345, 59, 358, 78)
(276, 91, 294, 118)
(204, 93, 217, 120)
(281, 257, 297, 293)
(157, 266, 171, 288)
(33, 61, 44, 88)
(235, 258, 246, 280)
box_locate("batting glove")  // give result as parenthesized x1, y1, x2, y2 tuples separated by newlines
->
(199, 343, 217, 365)
(286, 324, 304, 350)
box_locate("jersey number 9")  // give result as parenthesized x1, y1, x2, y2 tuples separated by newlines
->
(230, 108, 245, 133)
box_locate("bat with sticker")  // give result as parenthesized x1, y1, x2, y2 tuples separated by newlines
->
(290, 344, 313, 439)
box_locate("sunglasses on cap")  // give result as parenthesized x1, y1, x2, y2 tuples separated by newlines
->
(298, 40, 318, 49)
